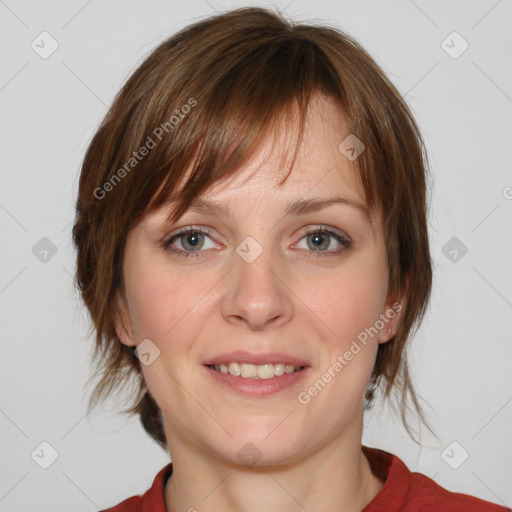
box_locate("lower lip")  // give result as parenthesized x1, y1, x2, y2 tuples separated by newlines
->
(204, 365, 310, 396)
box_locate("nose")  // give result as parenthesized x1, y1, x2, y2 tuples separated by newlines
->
(220, 245, 294, 330)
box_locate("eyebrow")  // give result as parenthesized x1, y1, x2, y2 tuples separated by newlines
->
(165, 195, 369, 219)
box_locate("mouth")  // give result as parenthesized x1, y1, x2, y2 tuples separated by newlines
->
(203, 351, 310, 381)
(203, 357, 310, 396)
(206, 362, 306, 380)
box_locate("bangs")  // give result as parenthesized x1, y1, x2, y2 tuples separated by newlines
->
(123, 34, 365, 227)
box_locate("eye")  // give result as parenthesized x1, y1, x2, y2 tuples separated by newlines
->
(293, 226, 351, 257)
(162, 225, 351, 259)
(163, 227, 217, 259)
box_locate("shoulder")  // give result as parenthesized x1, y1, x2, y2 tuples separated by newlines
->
(100, 463, 173, 512)
(101, 495, 142, 512)
(362, 446, 510, 512)
(404, 471, 510, 512)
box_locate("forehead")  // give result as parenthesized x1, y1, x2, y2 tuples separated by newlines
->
(179, 94, 366, 206)
(145, 93, 383, 233)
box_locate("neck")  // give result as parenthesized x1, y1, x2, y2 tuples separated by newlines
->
(164, 421, 384, 512)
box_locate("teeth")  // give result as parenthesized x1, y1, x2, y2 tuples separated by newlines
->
(211, 362, 302, 379)
(228, 362, 240, 376)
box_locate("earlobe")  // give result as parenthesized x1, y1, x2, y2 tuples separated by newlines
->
(379, 324, 397, 344)
(379, 326, 394, 344)
(378, 297, 403, 344)
(113, 290, 136, 347)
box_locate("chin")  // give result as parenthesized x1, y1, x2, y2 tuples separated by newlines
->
(215, 423, 304, 467)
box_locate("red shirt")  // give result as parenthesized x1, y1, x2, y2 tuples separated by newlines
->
(101, 445, 510, 511)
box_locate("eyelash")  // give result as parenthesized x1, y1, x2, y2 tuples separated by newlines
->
(162, 226, 351, 260)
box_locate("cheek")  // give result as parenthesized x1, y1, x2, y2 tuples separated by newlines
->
(309, 250, 389, 346)
(296, 248, 388, 409)
(124, 252, 218, 346)
(123, 252, 185, 341)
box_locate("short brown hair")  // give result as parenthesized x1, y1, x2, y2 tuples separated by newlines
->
(73, 6, 434, 449)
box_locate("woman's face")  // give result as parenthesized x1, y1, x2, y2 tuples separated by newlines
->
(115, 94, 401, 466)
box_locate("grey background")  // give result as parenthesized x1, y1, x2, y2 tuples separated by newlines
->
(1, 0, 511, 510)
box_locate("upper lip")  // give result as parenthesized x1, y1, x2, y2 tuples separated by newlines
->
(203, 351, 309, 367)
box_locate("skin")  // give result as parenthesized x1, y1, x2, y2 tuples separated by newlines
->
(114, 93, 402, 512)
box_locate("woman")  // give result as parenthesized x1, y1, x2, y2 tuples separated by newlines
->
(72, 7, 510, 512)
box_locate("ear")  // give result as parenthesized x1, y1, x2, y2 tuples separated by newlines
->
(113, 288, 136, 347)
(378, 294, 404, 344)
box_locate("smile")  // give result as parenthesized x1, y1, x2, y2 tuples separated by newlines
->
(207, 362, 304, 379)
